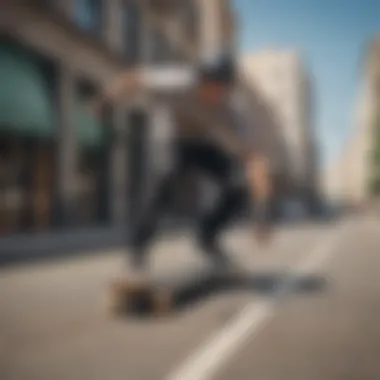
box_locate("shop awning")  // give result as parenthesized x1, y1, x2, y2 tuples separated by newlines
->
(0, 44, 108, 148)
(0, 47, 55, 139)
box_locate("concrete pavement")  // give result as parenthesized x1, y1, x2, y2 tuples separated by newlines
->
(214, 217, 380, 380)
(0, 218, 379, 380)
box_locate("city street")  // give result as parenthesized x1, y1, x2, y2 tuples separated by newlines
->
(1, 216, 380, 380)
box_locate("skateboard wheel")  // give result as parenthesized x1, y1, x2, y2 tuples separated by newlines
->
(108, 279, 142, 316)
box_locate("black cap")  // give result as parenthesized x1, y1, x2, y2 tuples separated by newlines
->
(198, 53, 236, 85)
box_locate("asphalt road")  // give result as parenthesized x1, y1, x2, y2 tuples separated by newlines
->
(1, 216, 379, 380)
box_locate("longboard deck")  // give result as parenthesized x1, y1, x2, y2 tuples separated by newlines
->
(106, 268, 325, 317)
(107, 266, 247, 317)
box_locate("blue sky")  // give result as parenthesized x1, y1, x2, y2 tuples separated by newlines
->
(233, 0, 380, 167)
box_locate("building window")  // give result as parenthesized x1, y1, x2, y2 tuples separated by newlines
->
(36, 0, 60, 10)
(74, 79, 112, 226)
(122, 2, 142, 64)
(180, 0, 199, 46)
(0, 41, 57, 235)
(0, 137, 25, 236)
(149, 27, 172, 63)
(149, 25, 183, 63)
(75, 0, 103, 37)
(0, 137, 57, 235)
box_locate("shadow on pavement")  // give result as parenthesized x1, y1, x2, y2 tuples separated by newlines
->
(173, 272, 327, 312)
(122, 271, 327, 319)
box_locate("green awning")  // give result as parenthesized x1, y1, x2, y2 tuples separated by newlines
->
(0, 47, 55, 139)
(0, 44, 106, 148)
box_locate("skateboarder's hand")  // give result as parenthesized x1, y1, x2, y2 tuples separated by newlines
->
(106, 70, 142, 101)
(87, 71, 141, 117)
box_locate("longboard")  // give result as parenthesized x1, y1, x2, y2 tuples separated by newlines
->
(107, 265, 247, 317)
(106, 265, 326, 317)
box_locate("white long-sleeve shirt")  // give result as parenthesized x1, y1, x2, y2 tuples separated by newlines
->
(136, 66, 275, 222)
(138, 65, 261, 159)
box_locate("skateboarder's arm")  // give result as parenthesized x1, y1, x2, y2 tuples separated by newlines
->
(90, 65, 195, 114)
(227, 93, 275, 236)
(248, 155, 272, 206)
(247, 154, 275, 244)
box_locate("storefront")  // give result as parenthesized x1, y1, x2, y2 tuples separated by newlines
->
(0, 41, 112, 238)
(0, 43, 56, 235)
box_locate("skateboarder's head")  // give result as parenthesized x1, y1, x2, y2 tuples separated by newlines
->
(197, 54, 236, 106)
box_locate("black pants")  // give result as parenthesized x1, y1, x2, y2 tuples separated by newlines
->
(130, 140, 246, 267)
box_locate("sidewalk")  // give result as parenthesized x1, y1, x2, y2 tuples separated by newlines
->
(0, 219, 327, 270)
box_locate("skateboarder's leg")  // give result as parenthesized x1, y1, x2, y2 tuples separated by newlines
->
(129, 170, 180, 268)
(198, 184, 246, 266)
(129, 141, 192, 269)
(111, 172, 178, 314)
(109, 160, 187, 313)
(184, 142, 246, 266)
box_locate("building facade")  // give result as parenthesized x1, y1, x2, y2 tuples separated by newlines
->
(339, 38, 380, 206)
(0, 0, 211, 254)
(241, 50, 319, 209)
(0, 0, 289, 259)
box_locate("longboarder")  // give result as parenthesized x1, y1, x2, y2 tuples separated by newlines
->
(91, 55, 274, 287)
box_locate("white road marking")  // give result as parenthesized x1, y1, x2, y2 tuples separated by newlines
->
(165, 222, 349, 380)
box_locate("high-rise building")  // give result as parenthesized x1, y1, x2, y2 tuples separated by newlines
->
(241, 50, 319, 208)
(340, 38, 380, 205)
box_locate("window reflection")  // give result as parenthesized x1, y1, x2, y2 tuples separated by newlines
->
(0, 136, 57, 235)
(149, 25, 182, 63)
(0, 137, 24, 235)
(73, 79, 112, 227)
(122, 2, 141, 64)
(180, 0, 198, 45)
(75, 0, 103, 37)
(150, 27, 171, 63)
(0, 43, 57, 235)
